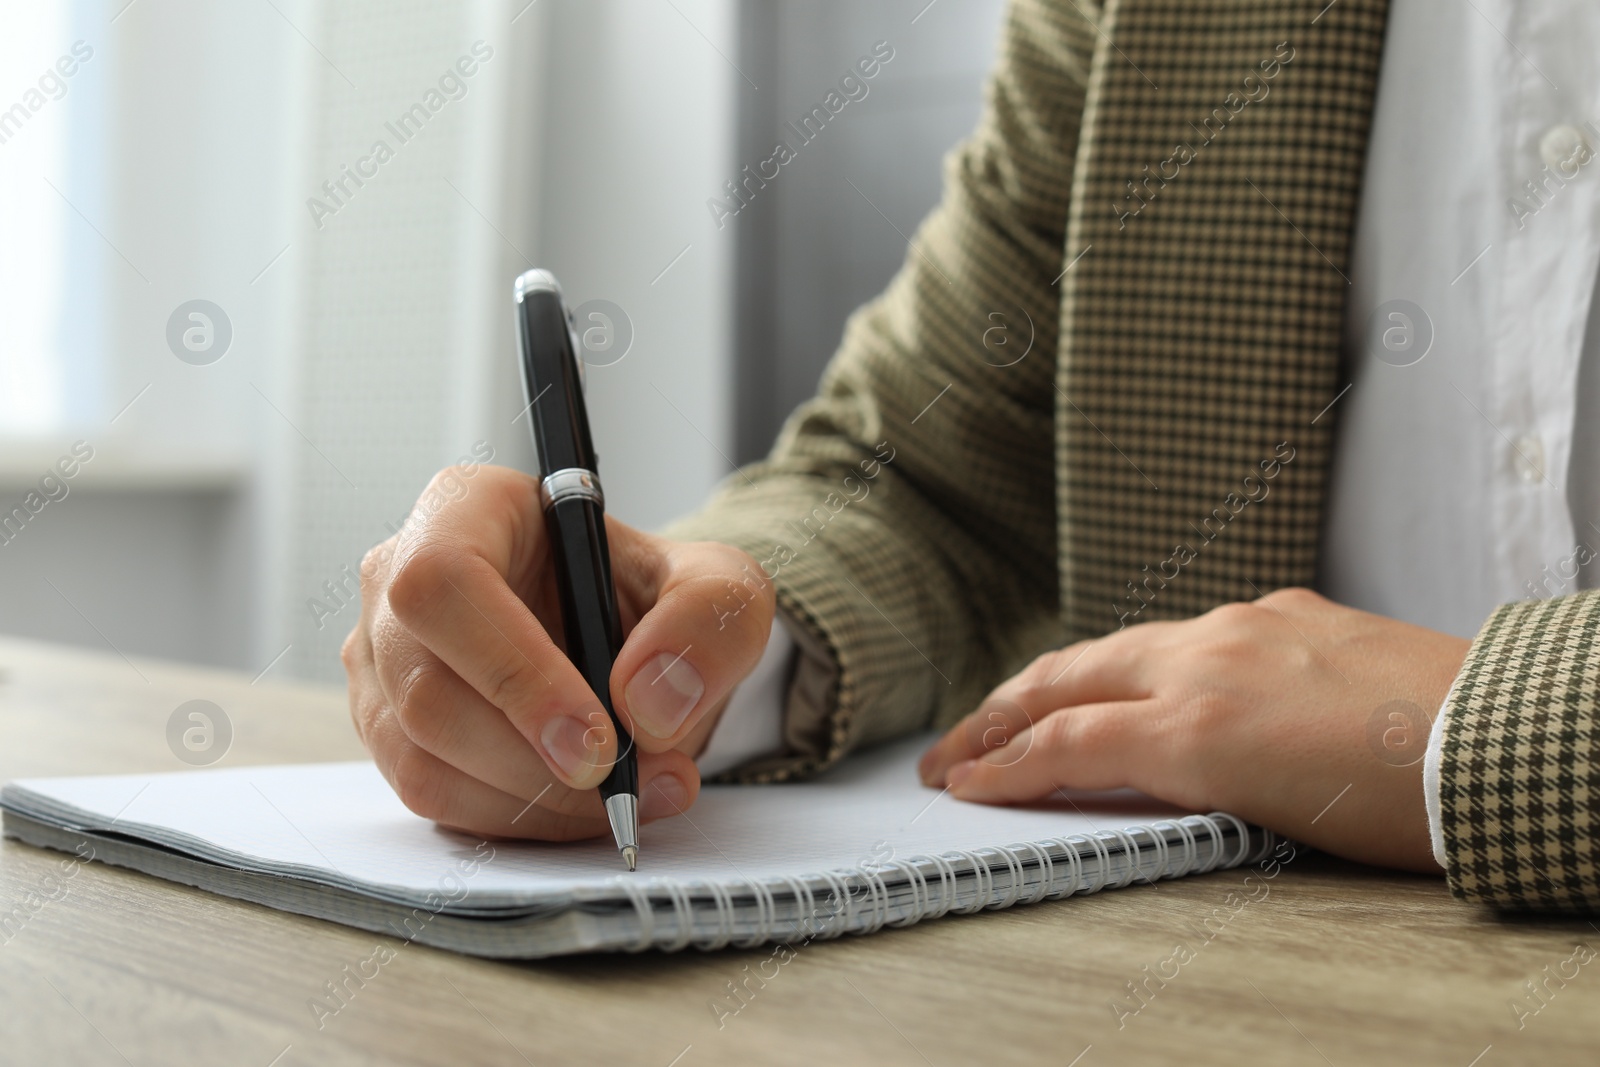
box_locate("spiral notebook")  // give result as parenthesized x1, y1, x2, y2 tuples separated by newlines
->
(0, 736, 1273, 958)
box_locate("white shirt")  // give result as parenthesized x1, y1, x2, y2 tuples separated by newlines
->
(1327, 0, 1600, 866)
(700, 1, 1600, 872)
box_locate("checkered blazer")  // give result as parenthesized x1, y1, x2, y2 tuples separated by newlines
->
(668, 0, 1599, 911)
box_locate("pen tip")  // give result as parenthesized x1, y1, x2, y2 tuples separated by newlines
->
(622, 845, 638, 872)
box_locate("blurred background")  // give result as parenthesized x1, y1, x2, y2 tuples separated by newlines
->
(0, 0, 1004, 684)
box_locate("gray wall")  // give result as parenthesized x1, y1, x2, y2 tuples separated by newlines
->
(529, 0, 739, 534)
(0, 0, 295, 677)
(0, 0, 1009, 681)
(731, 0, 1007, 461)
(0, 483, 249, 668)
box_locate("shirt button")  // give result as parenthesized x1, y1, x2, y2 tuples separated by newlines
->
(1540, 124, 1592, 172)
(1514, 434, 1545, 484)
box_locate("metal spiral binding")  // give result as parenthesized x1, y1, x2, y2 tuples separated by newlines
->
(778, 873, 814, 941)
(1082, 832, 1113, 894)
(1014, 841, 1053, 904)
(814, 869, 852, 939)
(1192, 814, 1226, 874)
(949, 848, 992, 915)
(857, 862, 891, 934)
(1044, 832, 1084, 900)
(618, 877, 655, 953)
(987, 846, 1024, 910)
(1141, 823, 1172, 880)
(882, 858, 927, 929)
(734, 875, 778, 949)
(700, 878, 736, 950)
(612, 811, 1262, 952)
(1215, 813, 1253, 869)
(1159, 817, 1198, 879)
(923, 851, 959, 918)
(662, 877, 696, 952)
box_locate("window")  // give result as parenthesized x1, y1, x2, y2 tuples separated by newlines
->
(0, 2, 103, 434)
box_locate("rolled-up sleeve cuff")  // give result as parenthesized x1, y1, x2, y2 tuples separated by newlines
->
(694, 614, 797, 778)
(1424, 688, 1452, 871)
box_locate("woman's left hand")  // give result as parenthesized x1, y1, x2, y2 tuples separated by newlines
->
(918, 588, 1471, 873)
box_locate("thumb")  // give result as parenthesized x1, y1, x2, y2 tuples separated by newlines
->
(610, 538, 775, 752)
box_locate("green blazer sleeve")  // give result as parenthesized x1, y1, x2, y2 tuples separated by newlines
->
(665, 0, 1096, 782)
(1441, 591, 1600, 910)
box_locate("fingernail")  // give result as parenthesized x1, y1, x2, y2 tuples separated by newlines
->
(540, 713, 599, 783)
(917, 747, 942, 786)
(626, 652, 705, 739)
(640, 774, 690, 819)
(945, 759, 977, 791)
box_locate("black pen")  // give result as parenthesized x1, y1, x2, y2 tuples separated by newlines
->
(513, 269, 639, 871)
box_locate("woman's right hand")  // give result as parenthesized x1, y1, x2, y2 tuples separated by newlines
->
(341, 463, 775, 840)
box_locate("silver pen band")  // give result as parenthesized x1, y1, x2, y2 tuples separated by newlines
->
(540, 467, 604, 511)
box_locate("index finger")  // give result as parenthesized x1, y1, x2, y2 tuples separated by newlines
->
(918, 632, 1150, 785)
(384, 467, 619, 790)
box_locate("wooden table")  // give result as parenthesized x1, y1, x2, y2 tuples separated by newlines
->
(1, 636, 1596, 1066)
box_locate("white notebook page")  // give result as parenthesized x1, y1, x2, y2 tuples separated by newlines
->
(4, 736, 1192, 909)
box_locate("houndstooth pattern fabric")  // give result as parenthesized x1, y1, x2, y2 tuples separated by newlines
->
(668, 0, 1598, 911)
(668, 0, 1100, 774)
(1441, 594, 1600, 910)
(1055, 0, 1386, 635)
